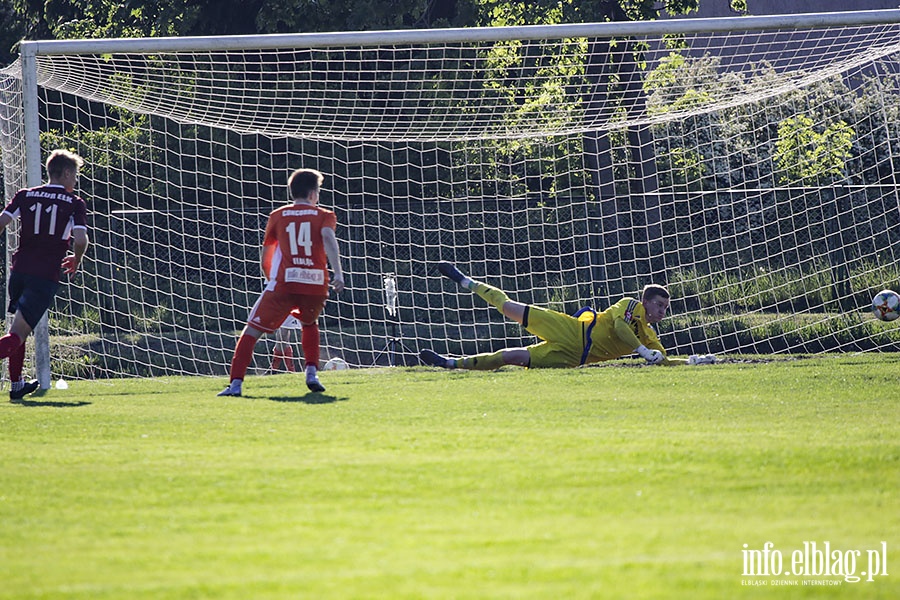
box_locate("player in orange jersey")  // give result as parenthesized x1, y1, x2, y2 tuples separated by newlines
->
(218, 168, 344, 396)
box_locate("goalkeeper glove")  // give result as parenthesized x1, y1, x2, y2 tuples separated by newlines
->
(636, 345, 664, 365)
(688, 354, 717, 365)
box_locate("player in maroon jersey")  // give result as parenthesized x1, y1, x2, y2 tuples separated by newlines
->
(0, 149, 89, 401)
(218, 168, 345, 397)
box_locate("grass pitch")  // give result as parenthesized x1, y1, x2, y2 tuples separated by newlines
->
(1, 355, 897, 599)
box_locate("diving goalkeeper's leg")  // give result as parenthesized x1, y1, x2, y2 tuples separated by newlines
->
(420, 348, 530, 370)
(436, 261, 526, 324)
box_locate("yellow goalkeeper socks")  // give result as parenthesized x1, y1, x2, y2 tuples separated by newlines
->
(459, 350, 507, 370)
(473, 282, 510, 311)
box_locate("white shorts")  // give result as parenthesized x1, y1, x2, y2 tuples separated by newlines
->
(280, 314, 303, 330)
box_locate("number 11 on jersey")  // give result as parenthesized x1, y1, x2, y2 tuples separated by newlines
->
(30, 202, 58, 236)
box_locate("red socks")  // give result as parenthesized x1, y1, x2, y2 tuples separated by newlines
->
(7, 341, 25, 382)
(0, 332, 22, 360)
(271, 346, 295, 372)
(301, 323, 320, 370)
(231, 326, 317, 380)
(229, 334, 258, 382)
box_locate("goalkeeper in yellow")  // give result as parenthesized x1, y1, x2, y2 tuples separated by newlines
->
(420, 262, 715, 369)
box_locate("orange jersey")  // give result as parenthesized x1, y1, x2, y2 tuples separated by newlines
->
(261, 203, 337, 295)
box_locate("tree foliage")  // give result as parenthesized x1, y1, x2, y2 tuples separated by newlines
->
(775, 115, 854, 186)
(1, 0, 747, 65)
(5, 0, 476, 46)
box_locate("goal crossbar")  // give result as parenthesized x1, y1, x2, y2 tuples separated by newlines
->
(20, 9, 900, 55)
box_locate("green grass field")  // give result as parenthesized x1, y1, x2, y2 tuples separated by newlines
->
(1, 355, 897, 599)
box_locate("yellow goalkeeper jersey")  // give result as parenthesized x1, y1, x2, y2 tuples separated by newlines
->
(523, 297, 667, 368)
(583, 297, 666, 363)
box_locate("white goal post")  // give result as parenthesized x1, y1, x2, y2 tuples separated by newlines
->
(3, 10, 900, 383)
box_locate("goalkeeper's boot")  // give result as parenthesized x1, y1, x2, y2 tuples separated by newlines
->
(420, 349, 454, 369)
(217, 380, 242, 397)
(437, 261, 467, 285)
(9, 379, 39, 401)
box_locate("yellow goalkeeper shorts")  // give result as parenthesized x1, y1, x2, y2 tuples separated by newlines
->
(523, 305, 594, 368)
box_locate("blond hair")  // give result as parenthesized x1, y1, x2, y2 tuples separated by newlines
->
(46, 149, 84, 178)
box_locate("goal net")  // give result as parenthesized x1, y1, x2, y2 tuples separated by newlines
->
(2, 11, 900, 380)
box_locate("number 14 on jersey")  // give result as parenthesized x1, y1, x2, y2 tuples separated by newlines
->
(286, 221, 312, 256)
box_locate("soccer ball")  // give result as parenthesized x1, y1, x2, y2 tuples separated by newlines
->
(871, 289, 900, 322)
(323, 357, 350, 371)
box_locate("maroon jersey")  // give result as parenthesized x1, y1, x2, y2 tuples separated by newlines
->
(3, 184, 88, 282)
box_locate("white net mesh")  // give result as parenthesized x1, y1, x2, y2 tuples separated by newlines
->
(2, 15, 900, 378)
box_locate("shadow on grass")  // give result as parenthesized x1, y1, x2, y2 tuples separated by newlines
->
(9, 398, 91, 408)
(268, 392, 348, 405)
(10, 393, 92, 408)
